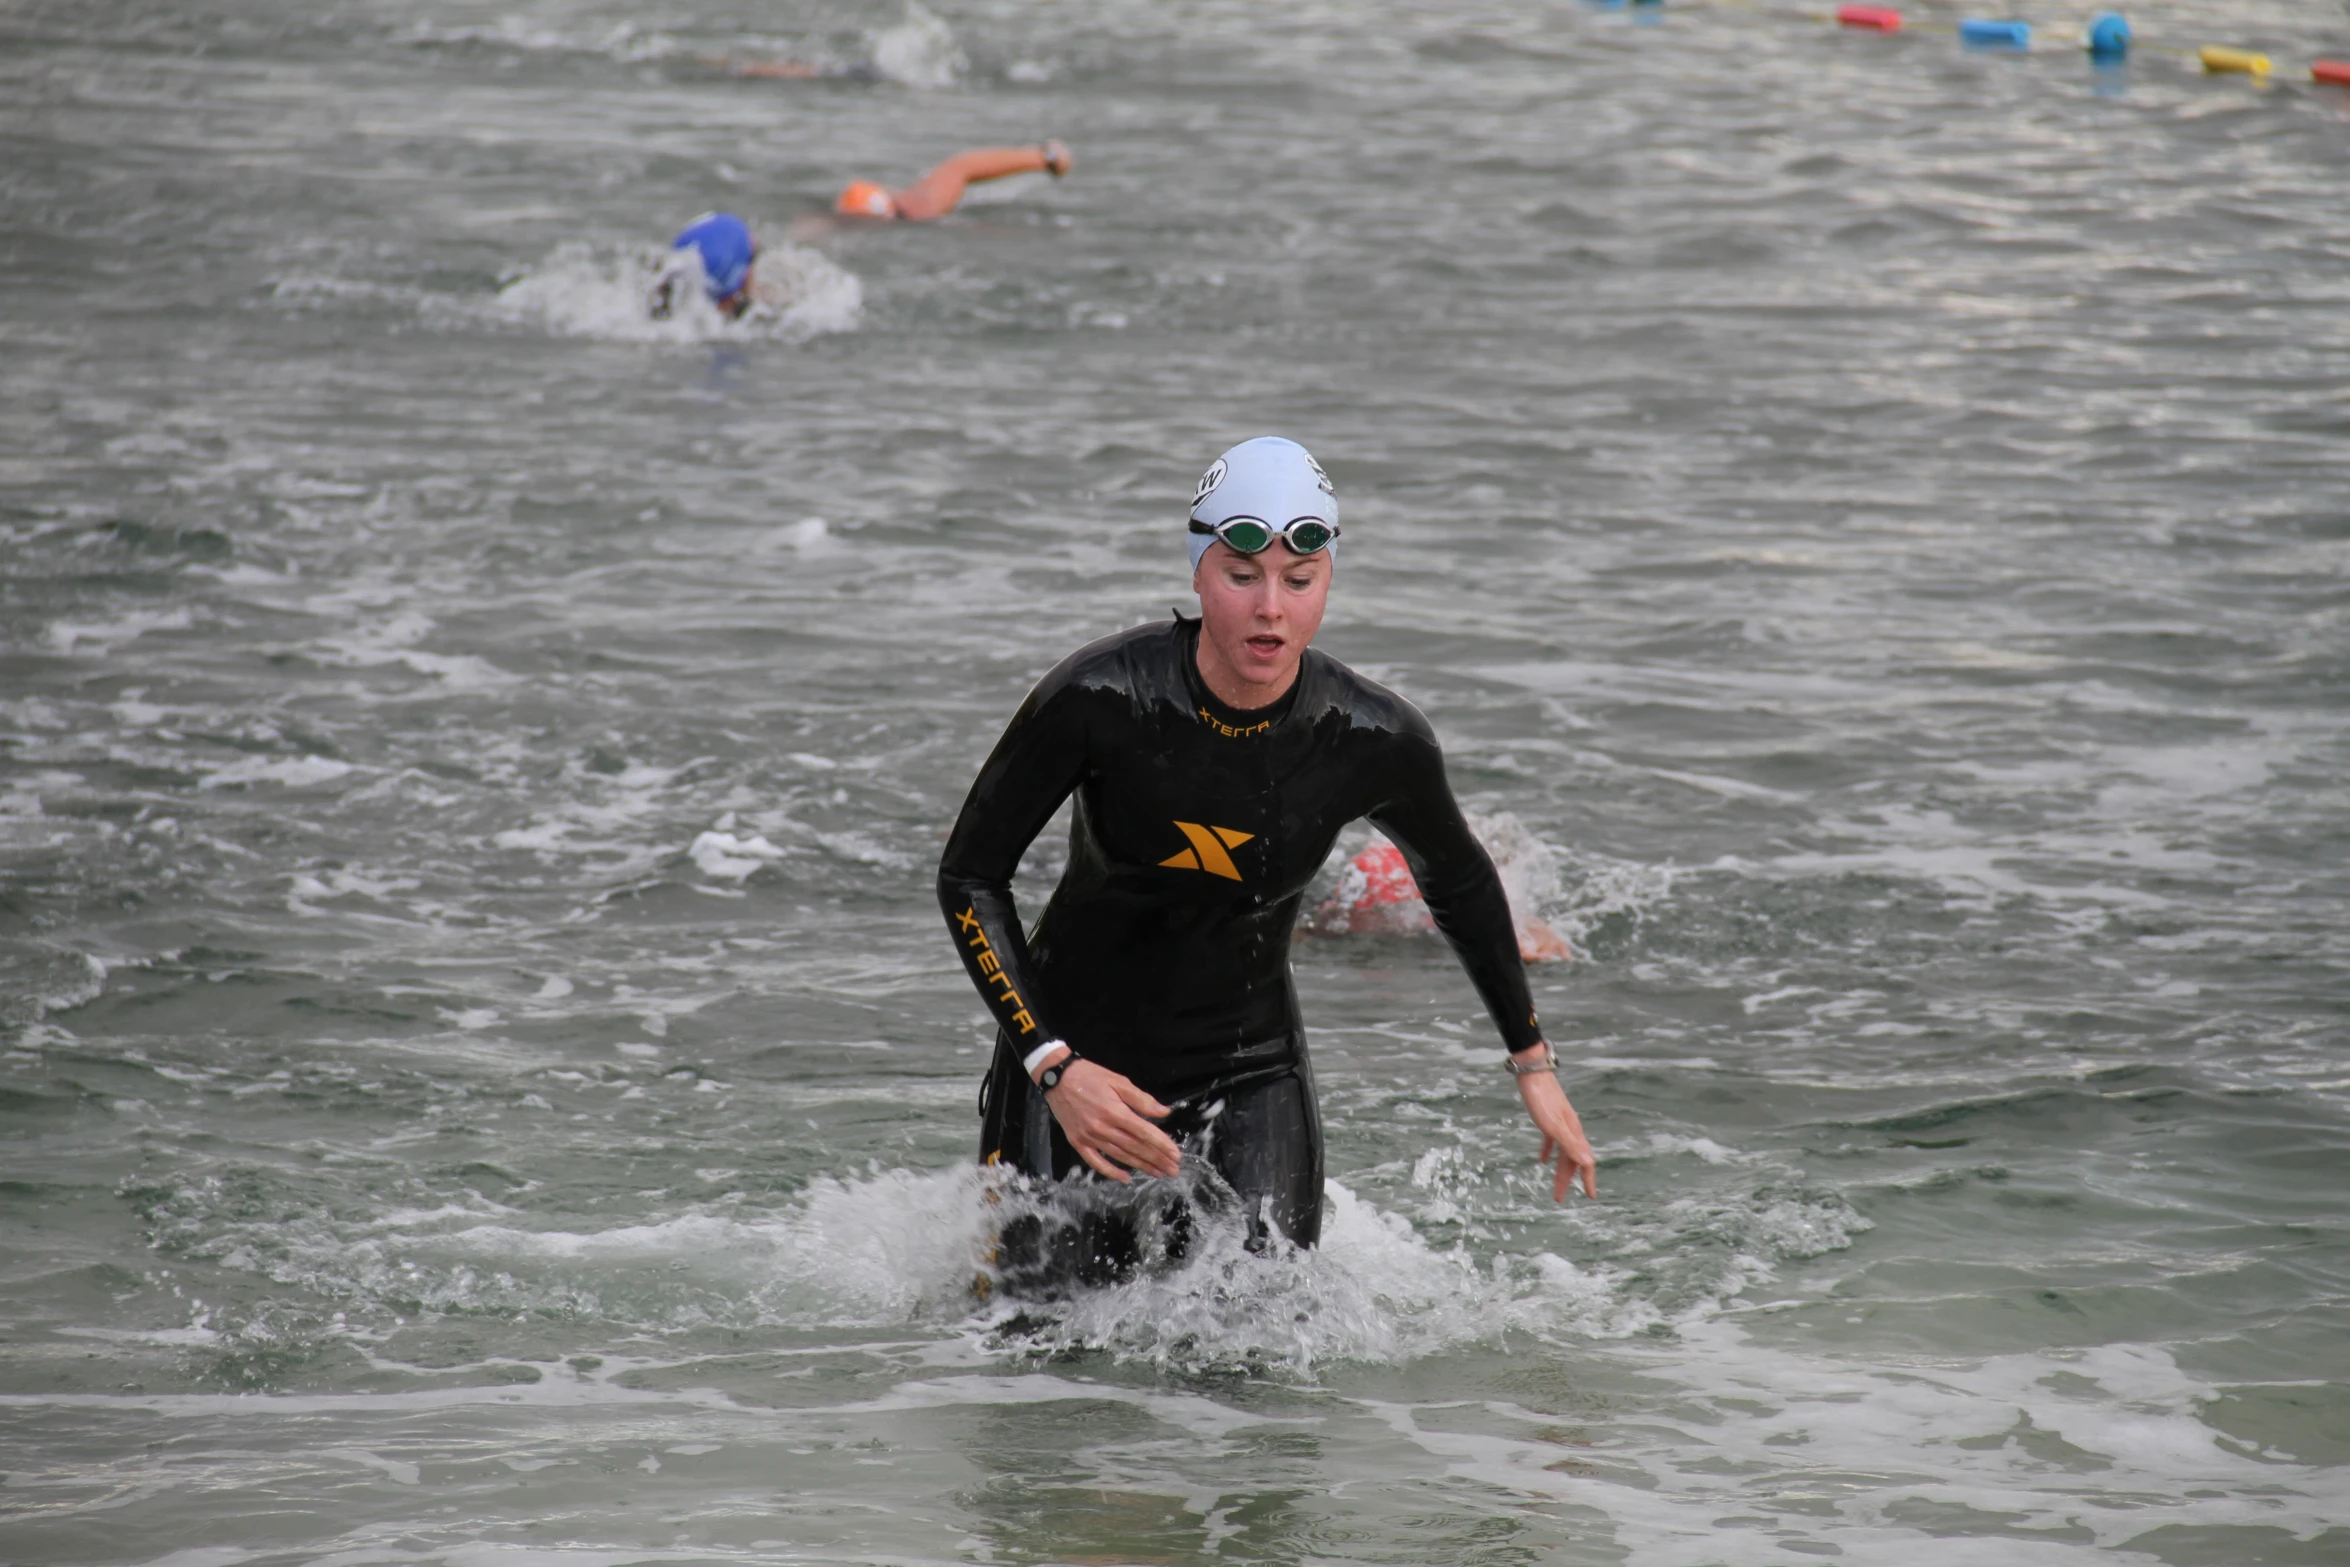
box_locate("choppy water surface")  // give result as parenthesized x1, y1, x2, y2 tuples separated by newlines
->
(5, 0, 2349, 1562)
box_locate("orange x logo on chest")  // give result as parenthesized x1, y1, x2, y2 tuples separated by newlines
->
(1159, 821, 1255, 880)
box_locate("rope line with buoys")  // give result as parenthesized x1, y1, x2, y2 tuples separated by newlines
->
(1810, 4, 2349, 84)
(1610, 0, 2350, 88)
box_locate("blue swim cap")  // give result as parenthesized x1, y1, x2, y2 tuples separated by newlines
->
(1188, 436, 1338, 569)
(671, 211, 755, 302)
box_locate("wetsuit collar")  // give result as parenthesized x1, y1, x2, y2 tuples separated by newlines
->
(1176, 617, 1300, 739)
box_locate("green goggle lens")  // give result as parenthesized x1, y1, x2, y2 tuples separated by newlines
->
(1189, 516, 1339, 556)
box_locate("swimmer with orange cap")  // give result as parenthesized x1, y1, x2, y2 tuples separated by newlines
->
(692, 53, 881, 83)
(835, 140, 1072, 222)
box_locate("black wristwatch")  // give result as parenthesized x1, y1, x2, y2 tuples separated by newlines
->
(1038, 1053, 1079, 1091)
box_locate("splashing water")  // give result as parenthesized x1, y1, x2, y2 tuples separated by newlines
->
(494, 240, 862, 343)
(868, 2, 965, 88)
(980, 1175, 1634, 1373)
(1305, 810, 1665, 959)
(119, 1149, 1866, 1373)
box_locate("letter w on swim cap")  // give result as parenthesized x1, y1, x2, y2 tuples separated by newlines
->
(671, 212, 755, 301)
(1188, 436, 1338, 569)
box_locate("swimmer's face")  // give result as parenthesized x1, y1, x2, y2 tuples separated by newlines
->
(1192, 540, 1330, 695)
(717, 261, 756, 318)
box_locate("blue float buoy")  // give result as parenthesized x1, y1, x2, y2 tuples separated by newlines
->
(1959, 18, 2031, 49)
(2085, 12, 2130, 60)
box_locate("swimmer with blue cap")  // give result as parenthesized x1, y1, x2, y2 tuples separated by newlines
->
(651, 211, 758, 321)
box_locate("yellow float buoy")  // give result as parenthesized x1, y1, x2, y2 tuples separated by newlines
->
(2198, 45, 2271, 76)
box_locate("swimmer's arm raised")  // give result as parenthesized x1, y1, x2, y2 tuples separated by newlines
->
(891, 142, 1072, 221)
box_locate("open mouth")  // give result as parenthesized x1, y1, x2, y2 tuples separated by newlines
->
(1244, 635, 1285, 657)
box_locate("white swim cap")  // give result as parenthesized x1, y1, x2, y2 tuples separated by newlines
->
(1187, 436, 1338, 569)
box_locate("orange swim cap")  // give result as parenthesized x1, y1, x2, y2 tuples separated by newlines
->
(835, 180, 897, 219)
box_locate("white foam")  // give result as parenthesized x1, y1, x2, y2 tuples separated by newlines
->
(687, 830, 786, 880)
(494, 240, 860, 344)
(121, 1125, 1876, 1376)
(982, 1175, 1635, 1371)
(58, 1323, 222, 1347)
(360, 1170, 992, 1329)
(1468, 809, 1570, 948)
(0, 947, 108, 1019)
(200, 756, 353, 790)
(1613, 1131, 1749, 1165)
(398, 17, 678, 64)
(763, 517, 839, 556)
(868, 3, 964, 87)
(812, 829, 911, 869)
(1447, 1323, 2350, 1564)
(46, 606, 196, 653)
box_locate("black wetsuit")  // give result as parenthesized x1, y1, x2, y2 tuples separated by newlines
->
(939, 617, 1541, 1280)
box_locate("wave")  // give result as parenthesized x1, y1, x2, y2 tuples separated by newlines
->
(0, 944, 107, 1029)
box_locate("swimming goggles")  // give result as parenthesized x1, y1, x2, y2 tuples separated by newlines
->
(1188, 515, 1340, 556)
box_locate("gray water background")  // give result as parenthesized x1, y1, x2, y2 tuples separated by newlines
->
(5, 0, 2349, 1562)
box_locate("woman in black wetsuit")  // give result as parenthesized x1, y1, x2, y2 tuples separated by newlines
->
(938, 436, 1596, 1286)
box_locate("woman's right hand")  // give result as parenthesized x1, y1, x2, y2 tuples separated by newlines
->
(1042, 1057, 1179, 1181)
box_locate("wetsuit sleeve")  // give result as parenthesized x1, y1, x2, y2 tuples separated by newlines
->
(1365, 723, 1546, 1055)
(936, 669, 1089, 1050)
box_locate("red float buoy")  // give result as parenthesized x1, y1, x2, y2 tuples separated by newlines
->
(1836, 5, 1904, 31)
(2315, 59, 2350, 87)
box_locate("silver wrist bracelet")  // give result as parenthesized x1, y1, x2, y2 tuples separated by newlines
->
(1505, 1043, 1558, 1076)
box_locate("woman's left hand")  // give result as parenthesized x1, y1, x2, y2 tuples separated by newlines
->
(1514, 1052, 1597, 1201)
